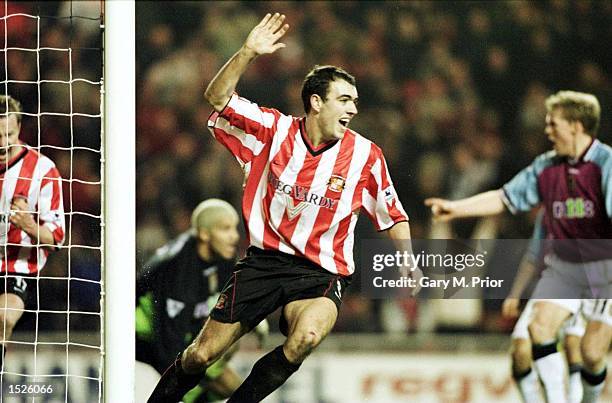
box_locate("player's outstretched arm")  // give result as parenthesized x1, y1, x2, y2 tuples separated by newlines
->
(204, 13, 289, 111)
(424, 189, 506, 223)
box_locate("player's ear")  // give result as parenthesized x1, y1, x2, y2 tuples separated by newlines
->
(310, 94, 322, 113)
(572, 120, 584, 135)
(197, 228, 210, 242)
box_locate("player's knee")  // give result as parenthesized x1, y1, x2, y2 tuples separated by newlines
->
(184, 345, 220, 372)
(528, 320, 554, 344)
(288, 329, 323, 358)
(300, 329, 323, 349)
(581, 343, 605, 371)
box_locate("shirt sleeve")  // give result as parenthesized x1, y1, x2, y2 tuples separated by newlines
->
(38, 166, 65, 246)
(361, 148, 409, 231)
(502, 153, 552, 214)
(207, 94, 282, 168)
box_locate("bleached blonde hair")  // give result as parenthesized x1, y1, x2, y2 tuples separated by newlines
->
(191, 198, 238, 234)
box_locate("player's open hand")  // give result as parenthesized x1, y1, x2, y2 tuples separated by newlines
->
(424, 197, 456, 223)
(244, 13, 289, 56)
(501, 298, 520, 319)
(9, 196, 36, 233)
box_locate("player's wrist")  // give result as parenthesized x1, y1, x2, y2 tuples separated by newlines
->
(239, 45, 259, 59)
(23, 222, 40, 238)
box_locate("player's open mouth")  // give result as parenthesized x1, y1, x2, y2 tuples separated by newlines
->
(339, 118, 350, 129)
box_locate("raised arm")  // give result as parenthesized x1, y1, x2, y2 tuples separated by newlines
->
(204, 13, 289, 111)
(424, 189, 506, 223)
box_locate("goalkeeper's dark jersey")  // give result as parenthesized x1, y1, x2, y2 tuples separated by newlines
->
(136, 232, 234, 372)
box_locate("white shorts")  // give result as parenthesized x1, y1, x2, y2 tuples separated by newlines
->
(512, 299, 586, 340)
(531, 255, 612, 299)
(581, 299, 612, 327)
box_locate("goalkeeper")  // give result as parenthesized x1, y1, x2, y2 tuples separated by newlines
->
(136, 199, 268, 402)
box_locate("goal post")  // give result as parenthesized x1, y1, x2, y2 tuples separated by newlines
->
(103, 0, 135, 402)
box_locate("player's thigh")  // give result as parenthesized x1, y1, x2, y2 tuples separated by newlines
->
(284, 297, 338, 346)
(529, 300, 574, 336)
(183, 318, 248, 372)
(191, 318, 247, 356)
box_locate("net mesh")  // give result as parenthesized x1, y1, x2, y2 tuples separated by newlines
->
(0, 1, 103, 401)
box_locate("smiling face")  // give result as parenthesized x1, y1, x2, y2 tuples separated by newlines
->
(314, 79, 358, 142)
(545, 108, 579, 157)
(0, 114, 21, 164)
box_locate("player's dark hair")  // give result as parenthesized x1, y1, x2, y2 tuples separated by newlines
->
(0, 95, 22, 124)
(301, 65, 356, 113)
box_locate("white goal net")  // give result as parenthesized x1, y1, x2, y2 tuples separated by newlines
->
(0, 1, 133, 401)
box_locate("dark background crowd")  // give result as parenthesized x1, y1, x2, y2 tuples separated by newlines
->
(136, 1, 611, 334)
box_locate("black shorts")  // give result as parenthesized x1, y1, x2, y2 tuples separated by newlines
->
(210, 247, 351, 332)
(0, 273, 31, 302)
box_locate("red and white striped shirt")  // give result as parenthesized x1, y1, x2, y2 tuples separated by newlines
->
(0, 146, 65, 274)
(208, 94, 408, 276)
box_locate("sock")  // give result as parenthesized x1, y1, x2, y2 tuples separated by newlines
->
(581, 367, 606, 403)
(513, 367, 544, 403)
(147, 353, 204, 403)
(567, 364, 583, 403)
(532, 342, 567, 403)
(227, 345, 301, 402)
